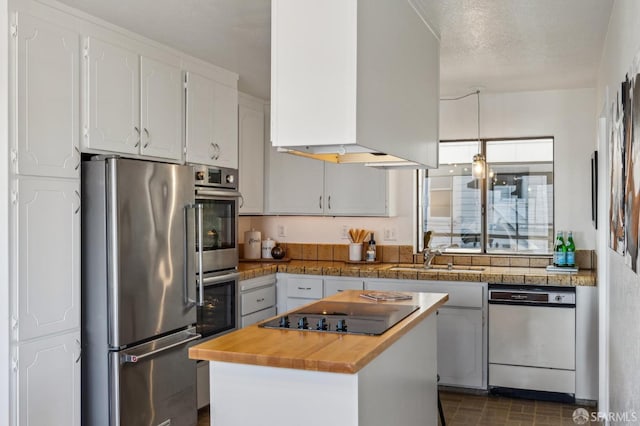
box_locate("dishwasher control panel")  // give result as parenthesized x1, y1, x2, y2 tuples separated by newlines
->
(488, 286, 575, 305)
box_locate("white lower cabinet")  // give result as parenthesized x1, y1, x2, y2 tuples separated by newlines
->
(285, 276, 323, 311)
(241, 275, 277, 327)
(365, 279, 487, 390)
(323, 278, 364, 297)
(14, 331, 81, 426)
(436, 308, 484, 388)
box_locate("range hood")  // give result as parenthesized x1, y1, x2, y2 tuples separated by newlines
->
(270, 0, 440, 169)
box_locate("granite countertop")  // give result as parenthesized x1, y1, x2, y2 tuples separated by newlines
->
(188, 290, 449, 373)
(238, 260, 596, 287)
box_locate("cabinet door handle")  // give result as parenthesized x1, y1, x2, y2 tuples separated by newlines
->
(74, 190, 81, 214)
(134, 126, 141, 148)
(328, 195, 331, 210)
(210, 142, 215, 159)
(297, 287, 312, 291)
(239, 193, 245, 208)
(75, 339, 82, 363)
(74, 146, 81, 170)
(214, 143, 220, 160)
(256, 298, 265, 303)
(143, 128, 150, 148)
(319, 196, 322, 209)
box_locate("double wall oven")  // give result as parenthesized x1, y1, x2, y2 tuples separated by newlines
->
(193, 165, 242, 339)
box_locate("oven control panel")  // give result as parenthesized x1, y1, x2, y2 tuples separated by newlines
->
(193, 165, 238, 190)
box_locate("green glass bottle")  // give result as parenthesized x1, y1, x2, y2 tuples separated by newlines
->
(566, 231, 576, 267)
(553, 231, 566, 266)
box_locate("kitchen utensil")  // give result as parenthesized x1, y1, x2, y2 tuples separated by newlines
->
(348, 228, 371, 244)
(349, 243, 363, 261)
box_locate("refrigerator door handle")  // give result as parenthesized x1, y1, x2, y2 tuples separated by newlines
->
(196, 204, 204, 306)
(184, 204, 197, 308)
(120, 332, 201, 364)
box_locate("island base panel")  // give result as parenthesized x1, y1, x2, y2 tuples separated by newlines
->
(209, 315, 438, 426)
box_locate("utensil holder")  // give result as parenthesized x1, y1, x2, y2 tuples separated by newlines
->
(349, 243, 363, 261)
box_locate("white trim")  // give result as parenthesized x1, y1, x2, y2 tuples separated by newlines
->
(597, 92, 610, 420)
(0, 0, 10, 424)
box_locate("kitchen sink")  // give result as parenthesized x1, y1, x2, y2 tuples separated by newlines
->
(389, 264, 486, 273)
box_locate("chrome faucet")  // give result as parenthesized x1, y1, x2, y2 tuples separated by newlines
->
(423, 248, 441, 268)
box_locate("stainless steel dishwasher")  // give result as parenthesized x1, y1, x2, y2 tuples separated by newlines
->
(488, 285, 576, 402)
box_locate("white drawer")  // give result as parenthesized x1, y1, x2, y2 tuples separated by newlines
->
(287, 277, 323, 299)
(242, 306, 277, 327)
(324, 279, 364, 297)
(426, 281, 484, 308)
(241, 285, 276, 316)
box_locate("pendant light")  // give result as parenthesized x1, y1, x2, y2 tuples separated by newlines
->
(471, 89, 485, 179)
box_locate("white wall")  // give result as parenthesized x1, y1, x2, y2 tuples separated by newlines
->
(252, 88, 597, 251)
(596, 0, 640, 419)
(1, 0, 9, 423)
(440, 88, 597, 250)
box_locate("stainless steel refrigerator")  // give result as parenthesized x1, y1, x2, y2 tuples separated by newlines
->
(82, 157, 199, 426)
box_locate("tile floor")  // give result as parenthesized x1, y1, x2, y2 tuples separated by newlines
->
(197, 391, 601, 425)
(439, 391, 601, 425)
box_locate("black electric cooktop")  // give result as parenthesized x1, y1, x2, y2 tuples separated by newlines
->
(259, 301, 419, 336)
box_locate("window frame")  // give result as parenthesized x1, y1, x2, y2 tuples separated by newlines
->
(418, 136, 555, 255)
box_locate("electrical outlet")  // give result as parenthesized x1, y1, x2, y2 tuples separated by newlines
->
(384, 228, 397, 241)
(341, 225, 350, 239)
(277, 225, 287, 238)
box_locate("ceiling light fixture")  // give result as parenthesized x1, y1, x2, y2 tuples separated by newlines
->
(441, 88, 485, 179)
(471, 89, 485, 179)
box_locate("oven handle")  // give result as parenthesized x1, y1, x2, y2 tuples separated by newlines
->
(202, 271, 240, 286)
(184, 204, 197, 308)
(197, 204, 204, 306)
(195, 188, 242, 199)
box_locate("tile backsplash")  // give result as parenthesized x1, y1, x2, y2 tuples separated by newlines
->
(239, 243, 596, 270)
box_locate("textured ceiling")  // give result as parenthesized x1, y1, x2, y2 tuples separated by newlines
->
(53, 0, 613, 99)
(418, 0, 614, 96)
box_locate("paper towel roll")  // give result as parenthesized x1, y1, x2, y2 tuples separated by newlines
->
(244, 229, 261, 259)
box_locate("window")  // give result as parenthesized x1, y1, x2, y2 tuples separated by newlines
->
(419, 138, 554, 254)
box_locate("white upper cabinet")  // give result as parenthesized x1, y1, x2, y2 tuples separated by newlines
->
(265, 145, 324, 215)
(239, 94, 265, 214)
(265, 147, 388, 216)
(139, 56, 183, 160)
(83, 37, 140, 156)
(14, 13, 80, 178)
(185, 72, 238, 168)
(12, 177, 80, 341)
(271, 0, 439, 167)
(83, 37, 182, 162)
(324, 163, 387, 216)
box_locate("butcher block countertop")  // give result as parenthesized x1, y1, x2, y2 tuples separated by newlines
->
(189, 290, 448, 374)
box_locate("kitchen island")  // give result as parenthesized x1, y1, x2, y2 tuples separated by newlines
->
(189, 290, 448, 426)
